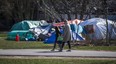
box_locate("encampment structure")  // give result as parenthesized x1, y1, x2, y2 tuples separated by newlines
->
(7, 20, 50, 41)
(7, 19, 85, 43)
(80, 18, 116, 40)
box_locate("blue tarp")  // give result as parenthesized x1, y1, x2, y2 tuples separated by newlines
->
(44, 29, 63, 44)
(44, 32, 56, 44)
(44, 26, 84, 44)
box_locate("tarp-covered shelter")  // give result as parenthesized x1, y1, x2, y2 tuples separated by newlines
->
(7, 30, 34, 41)
(7, 20, 50, 41)
(11, 20, 49, 30)
(80, 18, 116, 40)
(44, 19, 84, 44)
(29, 24, 52, 40)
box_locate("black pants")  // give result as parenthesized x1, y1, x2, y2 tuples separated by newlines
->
(52, 36, 58, 50)
(61, 41, 71, 50)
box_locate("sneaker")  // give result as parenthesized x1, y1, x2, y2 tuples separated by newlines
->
(51, 49, 54, 51)
(66, 49, 71, 52)
(58, 50, 62, 52)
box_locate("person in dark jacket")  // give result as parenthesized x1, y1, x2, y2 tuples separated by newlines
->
(51, 26, 62, 51)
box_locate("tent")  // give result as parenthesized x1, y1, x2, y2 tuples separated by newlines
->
(44, 25, 84, 44)
(11, 20, 49, 30)
(7, 20, 50, 41)
(29, 24, 52, 40)
(7, 30, 35, 41)
(44, 19, 85, 44)
(80, 18, 116, 40)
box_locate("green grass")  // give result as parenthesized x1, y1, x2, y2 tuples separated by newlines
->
(73, 46, 116, 51)
(0, 58, 116, 64)
(0, 33, 7, 37)
(0, 38, 52, 49)
(0, 37, 116, 51)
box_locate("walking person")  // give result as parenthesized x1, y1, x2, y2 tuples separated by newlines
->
(59, 20, 71, 52)
(51, 26, 62, 51)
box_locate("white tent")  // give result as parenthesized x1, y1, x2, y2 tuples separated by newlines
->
(80, 18, 116, 39)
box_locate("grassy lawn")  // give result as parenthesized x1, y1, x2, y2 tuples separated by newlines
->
(0, 33, 7, 37)
(0, 58, 116, 64)
(0, 37, 116, 51)
(0, 33, 116, 51)
(0, 37, 52, 49)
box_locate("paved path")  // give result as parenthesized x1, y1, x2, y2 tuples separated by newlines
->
(0, 49, 116, 58)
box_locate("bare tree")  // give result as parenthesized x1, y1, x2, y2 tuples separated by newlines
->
(0, 0, 115, 30)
